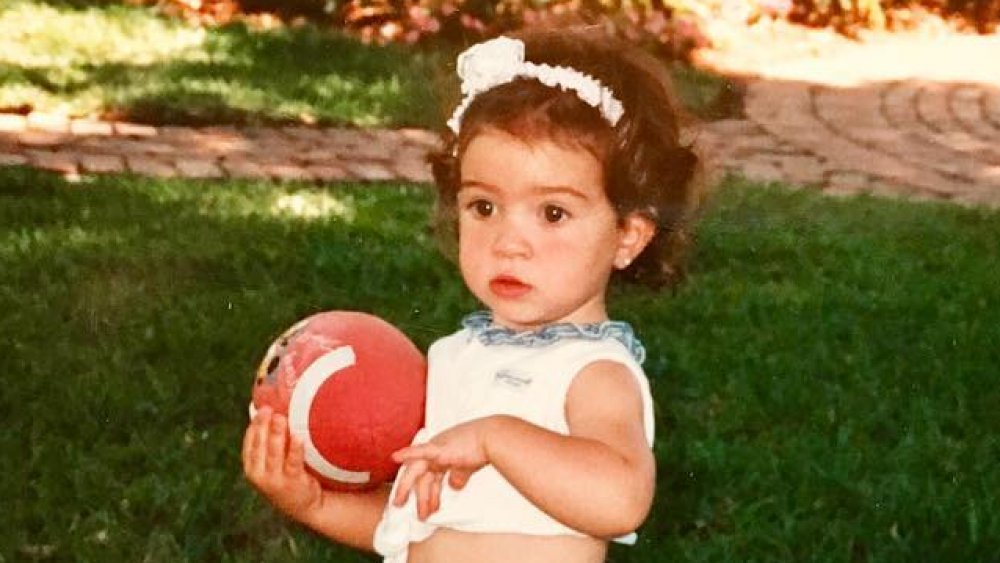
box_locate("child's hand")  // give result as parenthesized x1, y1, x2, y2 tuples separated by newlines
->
(242, 407, 323, 521)
(390, 417, 493, 518)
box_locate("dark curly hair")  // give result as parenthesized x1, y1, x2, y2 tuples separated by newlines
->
(429, 27, 705, 289)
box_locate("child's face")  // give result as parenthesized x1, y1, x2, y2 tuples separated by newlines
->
(457, 127, 637, 331)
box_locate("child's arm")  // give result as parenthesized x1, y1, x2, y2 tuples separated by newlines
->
(242, 408, 389, 552)
(392, 360, 655, 538)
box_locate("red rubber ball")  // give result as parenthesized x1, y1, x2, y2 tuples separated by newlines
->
(251, 311, 426, 491)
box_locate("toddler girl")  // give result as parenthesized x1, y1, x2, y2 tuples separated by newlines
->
(242, 27, 702, 563)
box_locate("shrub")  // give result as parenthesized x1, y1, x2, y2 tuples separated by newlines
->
(141, 0, 1000, 51)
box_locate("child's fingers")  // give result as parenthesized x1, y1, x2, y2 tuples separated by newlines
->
(448, 468, 473, 490)
(245, 407, 273, 476)
(392, 443, 438, 464)
(429, 472, 443, 515)
(415, 472, 439, 520)
(416, 473, 429, 519)
(393, 459, 428, 507)
(241, 422, 255, 472)
(264, 414, 288, 473)
(284, 435, 306, 477)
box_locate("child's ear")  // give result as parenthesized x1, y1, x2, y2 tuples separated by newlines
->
(614, 213, 656, 270)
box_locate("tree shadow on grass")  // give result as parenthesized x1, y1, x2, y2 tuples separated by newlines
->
(1, 22, 444, 127)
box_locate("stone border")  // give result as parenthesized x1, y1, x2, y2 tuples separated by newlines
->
(0, 114, 437, 183)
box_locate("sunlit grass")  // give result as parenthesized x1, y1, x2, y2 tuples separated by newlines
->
(0, 0, 443, 127)
(1, 0, 733, 127)
(271, 191, 357, 221)
(2, 166, 998, 561)
(0, 1, 208, 67)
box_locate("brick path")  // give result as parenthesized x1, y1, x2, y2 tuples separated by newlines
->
(695, 29, 1000, 207)
(0, 116, 438, 183)
(1, 28, 999, 207)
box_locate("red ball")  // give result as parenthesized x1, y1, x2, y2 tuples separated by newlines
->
(250, 311, 426, 491)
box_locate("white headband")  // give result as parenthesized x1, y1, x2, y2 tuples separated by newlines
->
(446, 36, 625, 134)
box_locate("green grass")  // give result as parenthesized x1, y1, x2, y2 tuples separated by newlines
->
(0, 0, 445, 127)
(2, 166, 998, 561)
(0, 0, 733, 127)
(621, 184, 1000, 561)
(670, 64, 743, 121)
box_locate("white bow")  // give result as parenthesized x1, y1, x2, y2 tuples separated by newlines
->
(447, 37, 625, 133)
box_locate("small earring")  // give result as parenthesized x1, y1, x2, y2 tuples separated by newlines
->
(617, 256, 632, 269)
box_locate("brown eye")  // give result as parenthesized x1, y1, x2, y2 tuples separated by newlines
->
(543, 205, 568, 223)
(470, 199, 494, 217)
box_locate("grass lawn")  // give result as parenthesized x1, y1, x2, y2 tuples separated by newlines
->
(0, 0, 445, 127)
(0, 0, 736, 127)
(2, 165, 998, 561)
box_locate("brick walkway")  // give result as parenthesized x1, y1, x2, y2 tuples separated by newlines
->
(0, 116, 438, 183)
(695, 28, 1000, 207)
(1, 27, 999, 207)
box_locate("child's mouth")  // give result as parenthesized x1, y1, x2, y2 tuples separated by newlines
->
(489, 275, 532, 298)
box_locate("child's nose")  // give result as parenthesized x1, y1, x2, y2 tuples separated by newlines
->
(491, 218, 532, 259)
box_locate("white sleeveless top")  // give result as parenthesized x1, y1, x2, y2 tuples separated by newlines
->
(373, 313, 655, 563)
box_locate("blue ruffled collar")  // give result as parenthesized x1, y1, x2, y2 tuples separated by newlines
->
(461, 311, 645, 363)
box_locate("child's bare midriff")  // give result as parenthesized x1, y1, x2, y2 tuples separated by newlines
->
(408, 528, 607, 563)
